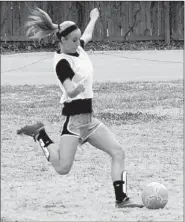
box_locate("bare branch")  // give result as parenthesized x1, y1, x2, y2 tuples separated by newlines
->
(123, 1, 141, 41)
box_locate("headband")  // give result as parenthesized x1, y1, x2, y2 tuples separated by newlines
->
(57, 24, 78, 39)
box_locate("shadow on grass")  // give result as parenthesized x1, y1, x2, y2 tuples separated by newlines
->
(95, 111, 166, 125)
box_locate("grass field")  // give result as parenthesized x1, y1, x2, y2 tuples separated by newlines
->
(1, 80, 183, 221)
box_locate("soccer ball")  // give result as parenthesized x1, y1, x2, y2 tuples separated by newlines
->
(141, 182, 168, 209)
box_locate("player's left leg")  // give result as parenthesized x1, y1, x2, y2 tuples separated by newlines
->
(87, 123, 144, 208)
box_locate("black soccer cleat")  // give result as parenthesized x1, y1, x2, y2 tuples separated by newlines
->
(17, 122, 51, 161)
(17, 122, 45, 140)
(115, 197, 144, 208)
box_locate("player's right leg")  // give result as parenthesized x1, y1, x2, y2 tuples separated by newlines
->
(17, 121, 79, 175)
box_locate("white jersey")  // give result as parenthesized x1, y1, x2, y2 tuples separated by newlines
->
(53, 45, 94, 104)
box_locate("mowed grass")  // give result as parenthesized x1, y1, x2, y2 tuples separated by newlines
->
(1, 80, 183, 222)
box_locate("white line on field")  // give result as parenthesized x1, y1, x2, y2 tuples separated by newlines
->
(2, 57, 50, 74)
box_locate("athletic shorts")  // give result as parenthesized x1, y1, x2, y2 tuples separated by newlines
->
(61, 113, 102, 144)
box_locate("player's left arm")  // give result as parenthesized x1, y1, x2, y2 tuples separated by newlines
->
(80, 8, 100, 46)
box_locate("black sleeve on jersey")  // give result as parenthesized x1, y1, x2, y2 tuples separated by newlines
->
(56, 59, 75, 84)
(80, 39, 85, 49)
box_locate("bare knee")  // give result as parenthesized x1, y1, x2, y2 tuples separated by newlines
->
(56, 167, 70, 175)
(55, 163, 72, 175)
(112, 145, 125, 160)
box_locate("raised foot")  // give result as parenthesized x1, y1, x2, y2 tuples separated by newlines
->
(17, 122, 44, 138)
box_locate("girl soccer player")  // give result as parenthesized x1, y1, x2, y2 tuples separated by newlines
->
(17, 6, 143, 208)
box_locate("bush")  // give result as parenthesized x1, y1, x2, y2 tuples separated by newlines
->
(0, 40, 184, 54)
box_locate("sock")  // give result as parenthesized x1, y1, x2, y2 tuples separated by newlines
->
(36, 129, 53, 161)
(113, 181, 127, 203)
(37, 129, 53, 147)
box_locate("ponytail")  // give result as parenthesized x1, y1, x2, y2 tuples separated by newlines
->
(25, 6, 58, 39)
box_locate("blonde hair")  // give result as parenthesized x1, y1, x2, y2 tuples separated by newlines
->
(25, 6, 76, 40)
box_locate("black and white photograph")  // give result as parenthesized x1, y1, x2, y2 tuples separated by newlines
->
(1, 1, 184, 221)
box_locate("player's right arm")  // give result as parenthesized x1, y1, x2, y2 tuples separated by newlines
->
(63, 79, 85, 98)
(56, 59, 85, 98)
